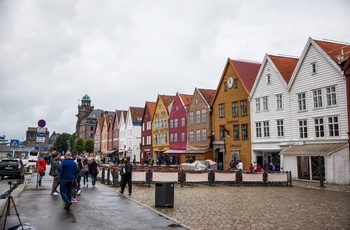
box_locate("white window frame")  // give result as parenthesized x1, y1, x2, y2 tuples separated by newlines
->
(297, 93, 307, 111)
(314, 117, 324, 138)
(276, 94, 283, 110)
(299, 119, 308, 138)
(313, 89, 323, 108)
(326, 86, 337, 106)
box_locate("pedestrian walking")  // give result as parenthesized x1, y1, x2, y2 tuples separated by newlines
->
(36, 154, 47, 186)
(83, 158, 89, 188)
(119, 159, 133, 195)
(60, 151, 77, 209)
(49, 152, 61, 195)
(88, 157, 99, 188)
(76, 158, 84, 195)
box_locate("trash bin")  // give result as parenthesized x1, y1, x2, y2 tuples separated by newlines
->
(155, 182, 174, 207)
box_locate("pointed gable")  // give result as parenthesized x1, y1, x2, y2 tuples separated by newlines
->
(314, 39, 350, 63)
(230, 59, 261, 93)
(269, 55, 299, 84)
(198, 88, 216, 106)
(179, 93, 193, 110)
(130, 107, 144, 125)
(159, 95, 175, 110)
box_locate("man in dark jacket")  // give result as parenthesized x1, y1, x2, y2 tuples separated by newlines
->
(120, 159, 133, 195)
(60, 151, 77, 209)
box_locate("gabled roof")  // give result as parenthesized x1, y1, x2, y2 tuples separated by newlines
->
(179, 93, 193, 110)
(230, 59, 261, 93)
(146, 101, 156, 116)
(269, 55, 299, 84)
(129, 107, 144, 123)
(159, 95, 175, 108)
(288, 37, 350, 88)
(314, 39, 350, 63)
(87, 109, 104, 119)
(115, 110, 127, 125)
(198, 88, 216, 106)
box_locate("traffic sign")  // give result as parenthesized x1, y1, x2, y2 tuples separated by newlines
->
(10, 139, 19, 148)
(36, 137, 45, 143)
(37, 127, 46, 133)
(37, 133, 46, 137)
(38, 119, 46, 128)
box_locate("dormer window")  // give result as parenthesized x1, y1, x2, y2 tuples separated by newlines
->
(311, 62, 317, 74)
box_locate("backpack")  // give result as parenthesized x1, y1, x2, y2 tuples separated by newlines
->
(84, 164, 89, 172)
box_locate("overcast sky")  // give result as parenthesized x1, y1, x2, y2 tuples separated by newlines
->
(1, 0, 349, 141)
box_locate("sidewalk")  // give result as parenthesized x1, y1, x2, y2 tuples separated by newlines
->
(0, 171, 189, 230)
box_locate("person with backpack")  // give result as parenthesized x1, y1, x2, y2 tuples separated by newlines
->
(49, 152, 61, 195)
(83, 158, 89, 188)
(119, 159, 133, 195)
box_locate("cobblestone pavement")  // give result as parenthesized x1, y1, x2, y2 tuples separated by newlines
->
(115, 181, 350, 230)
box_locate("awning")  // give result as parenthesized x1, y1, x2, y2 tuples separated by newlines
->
(104, 150, 117, 155)
(163, 149, 209, 154)
(280, 143, 348, 156)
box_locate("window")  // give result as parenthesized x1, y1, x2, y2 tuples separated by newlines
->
(240, 100, 247, 116)
(201, 109, 207, 123)
(202, 129, 207, 141)
(196, 130, 201, 142)
(297, 93, 306, 111)
(242, 124, 248, 140)
(263, 121, 270, 137)
(189, 131, 194, 142)
(174, 118, 178, 128)
(267, 74, 271, 84)
(263, 97, 268, 111)
(181, 132, 185, 142)
(313, 89, 323, 108)
(219, 104, 225, 118)
(311, 62, 317, 74)
(174, 133, 178, 142)
(195, 99, 198, 105)
(233, 125, 239, 140)
(255, 122, 262, 137)
(314, 118, 324, 138)
(328, 116, 339, 137)
(233, 78, 238, 88)
(170, 119, 174, 129)
(219, 125, 225, 140)
(299, 119, 308, 138)
(276, 94, 283, 110)
(189, 112, 194, 125)
(224, 82, 227, 91)
(277, 119, 284, 137)
(255, 98, 261, 112)
(232, 102, 239, 117)
(170, 133, 173, 143)
(196, 110, 200, 124)
(181, 117, 185, 127)
(326, 86, 337, 106)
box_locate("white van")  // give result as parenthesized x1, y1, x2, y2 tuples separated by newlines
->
(28, 151, 39, 162)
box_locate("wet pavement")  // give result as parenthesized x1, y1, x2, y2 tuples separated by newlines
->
(126, 181, 350, 230)
(0, 171, 189, 230)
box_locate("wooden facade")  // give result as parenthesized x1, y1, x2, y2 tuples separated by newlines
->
(211, 58, 261, 170)
(141, 102, 156, 162)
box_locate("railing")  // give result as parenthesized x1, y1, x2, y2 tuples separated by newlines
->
(97, 165, 292, 187)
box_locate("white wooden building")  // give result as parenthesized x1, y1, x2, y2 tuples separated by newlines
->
(249, 54, 298, 170)
(281, 37, 350, 185)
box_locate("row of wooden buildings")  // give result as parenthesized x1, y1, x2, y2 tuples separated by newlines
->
(75, 37, 350, 184)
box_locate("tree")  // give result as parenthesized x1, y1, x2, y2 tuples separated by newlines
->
(54, 133, 72, 154)
(74, 138, 84, 154)
(84, 139, 94, 155)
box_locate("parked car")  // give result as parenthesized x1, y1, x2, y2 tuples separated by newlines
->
(0, 158, 25, 180)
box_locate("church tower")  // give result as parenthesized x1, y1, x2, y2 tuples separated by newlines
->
(75, 94, 94, 139)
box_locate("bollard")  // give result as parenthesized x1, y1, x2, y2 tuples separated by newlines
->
(146, 169, 152, 187)
(111, 168, 118, 187)
(208, 170, 215, 186)
(107, 167, 111, 185)
(101, 167, 105, 184)
(179, 170, 185, 187)
(235, 170, 242, 186)
(263, 171, 268, 186)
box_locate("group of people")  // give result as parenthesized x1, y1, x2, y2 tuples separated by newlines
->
(36, 149, 101, 209)
(248, 161, 276, 172)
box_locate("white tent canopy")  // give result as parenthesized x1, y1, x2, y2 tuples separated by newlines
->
(180, 161, 207, 171)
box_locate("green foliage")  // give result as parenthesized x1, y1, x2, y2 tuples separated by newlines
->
(54, 133, 72, 154)
(74, 138, 84, 153)
(84, 139, 94, 154)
